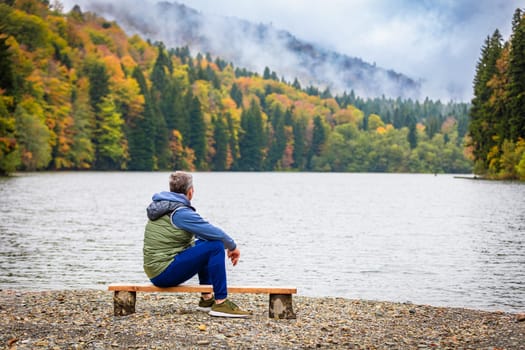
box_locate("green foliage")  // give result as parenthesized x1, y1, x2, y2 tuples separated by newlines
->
(0, 4, 49, 51)
(0, 32, 15, 93)
(93, 96, 127, 169)
(469, 8, 525, 180)
(211, 114, 229, 171)
(0, 96, 19, 175)
(238, 100, 265, 171)
(14, 99, 52, 170)
(84, 59, 110, 112)
(128, 67, 155, 170)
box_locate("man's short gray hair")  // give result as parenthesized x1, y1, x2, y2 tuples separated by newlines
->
(169, 171, 193, 194)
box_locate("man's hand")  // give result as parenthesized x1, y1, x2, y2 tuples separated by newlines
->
(227, 248, 241, 266)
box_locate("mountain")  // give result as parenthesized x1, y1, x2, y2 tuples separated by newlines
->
(79, 1, 421, 99)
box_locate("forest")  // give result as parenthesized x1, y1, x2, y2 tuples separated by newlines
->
(0, 0, 480, 176)
(469, 8, 525, 180)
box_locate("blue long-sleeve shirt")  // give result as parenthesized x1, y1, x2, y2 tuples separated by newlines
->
(146, 191, 237, 251)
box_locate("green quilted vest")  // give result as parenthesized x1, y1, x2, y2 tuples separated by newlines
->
(143, 215, 195, 279)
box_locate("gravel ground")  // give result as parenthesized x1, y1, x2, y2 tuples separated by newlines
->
(1, 290, 524, 349)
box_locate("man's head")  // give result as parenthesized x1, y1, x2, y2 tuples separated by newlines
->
(169, 171, 193, 196)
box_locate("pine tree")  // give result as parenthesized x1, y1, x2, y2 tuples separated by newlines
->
(469, 30, 503, 171)
(265, 106, 286, 170)
(230, 83, 243, 108)
(128, 67, 155, 170)
(292, 117, 306, 170)
(187, 94, 207, 169)
(508, 9, 525, 141)
(307, 115, 327, 170)
(238, 100, 264, 170)
(149, 45, 172, 169)
(85, 60, 110, 113)
(0, 96, 20, 175)
(212, 115, 229, 170)
(0, 30, 15, 94)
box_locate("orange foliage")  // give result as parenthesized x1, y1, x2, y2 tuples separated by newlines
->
(441, 117, 457, 134)
(266, 93, 293, 111)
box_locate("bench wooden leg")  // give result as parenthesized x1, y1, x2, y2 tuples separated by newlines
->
(113, 291, 136, 316)
(269, 294, 296, 319)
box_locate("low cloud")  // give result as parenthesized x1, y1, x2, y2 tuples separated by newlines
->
(62, 0, 523, 101)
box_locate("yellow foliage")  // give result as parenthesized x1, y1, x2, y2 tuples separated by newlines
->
(120, 55, 137, 74)
(334, 105, 363, 126)
(266, 93, 293, 111)
(368, 114, 385, 130)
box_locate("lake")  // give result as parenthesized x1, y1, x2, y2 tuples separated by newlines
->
(0, 172, 523, 313)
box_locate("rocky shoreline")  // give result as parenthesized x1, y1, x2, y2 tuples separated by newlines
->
(1, 290, 523, 349)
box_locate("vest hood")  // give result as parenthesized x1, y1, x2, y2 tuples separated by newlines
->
(147, 191, 194, 220)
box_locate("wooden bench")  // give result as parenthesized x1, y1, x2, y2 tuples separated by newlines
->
(108, 283, 297, 319)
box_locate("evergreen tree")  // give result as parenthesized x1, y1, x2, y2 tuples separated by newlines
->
(230, 83, 243, 108)
(238, 100, 264, 170)
(292, 117, 307, 170)
(508, 9, 525, 141)
(263, 66, 271, 80)
(187, 94, 207, 169)
(150, 45, 172, 169)
(265, 106, 286, 170)
(307, 115, 327, 169)
(85, 60, 110, 113)
(212, 115, 229, 170)
(0, 30, 15, 94)
(128, 67, 155, 170)
(469, 30, 503, 170)
(0, 96, 20, 175)
(408, 122, 418, 149)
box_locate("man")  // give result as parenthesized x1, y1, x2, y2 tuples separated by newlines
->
(143, 171, 251, 318)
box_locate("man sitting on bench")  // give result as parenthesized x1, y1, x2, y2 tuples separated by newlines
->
(143, 171, 251, 318)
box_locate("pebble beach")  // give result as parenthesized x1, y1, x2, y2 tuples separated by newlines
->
(1, 290, 524, 349)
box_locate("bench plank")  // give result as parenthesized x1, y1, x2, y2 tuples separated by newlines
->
(108, 283, 297, 319)
(108, 283, 297, 295)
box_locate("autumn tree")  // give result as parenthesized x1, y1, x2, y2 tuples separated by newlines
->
(14, 98, 52, 170)
(93, 96, 127, 169)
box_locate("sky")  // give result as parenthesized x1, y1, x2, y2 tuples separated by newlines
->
(61, 0, 524, 101)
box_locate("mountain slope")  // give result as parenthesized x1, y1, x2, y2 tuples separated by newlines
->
(80, 0, 421, 99)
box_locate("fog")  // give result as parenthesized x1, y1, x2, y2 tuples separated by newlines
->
(61, 0, 524, 101)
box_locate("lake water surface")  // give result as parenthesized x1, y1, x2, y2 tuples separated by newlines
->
(0, 172, 523, 313)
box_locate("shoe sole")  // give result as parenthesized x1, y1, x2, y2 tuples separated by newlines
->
(196, 306, 212, 312)
(209, 310, 251, 318)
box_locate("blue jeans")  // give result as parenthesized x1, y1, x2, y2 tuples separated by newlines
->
(150, 240, 228, 299)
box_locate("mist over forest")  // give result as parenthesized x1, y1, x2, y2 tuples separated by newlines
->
(70, 0, 422, 100)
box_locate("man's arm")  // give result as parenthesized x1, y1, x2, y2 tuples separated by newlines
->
(171, 208, 237, 251)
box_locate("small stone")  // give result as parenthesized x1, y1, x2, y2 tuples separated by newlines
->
(516, 313, 525, 322)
